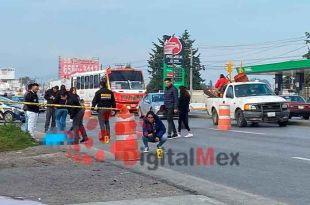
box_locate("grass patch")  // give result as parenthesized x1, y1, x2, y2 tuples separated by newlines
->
(0, 124, 36, 152)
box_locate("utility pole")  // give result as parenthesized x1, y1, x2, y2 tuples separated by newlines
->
(190, 47, 193, 95)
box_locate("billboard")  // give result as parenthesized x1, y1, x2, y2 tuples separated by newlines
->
(59, 57, 100, 79)
(0, 68, 15, 80)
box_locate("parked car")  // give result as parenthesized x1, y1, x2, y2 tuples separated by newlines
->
(0, 96, 25, 123)
(11, 95, 46, 113)
(138, 93, 166, 118)
(207, 82, 290, 127)
(281, 95, 310, 120)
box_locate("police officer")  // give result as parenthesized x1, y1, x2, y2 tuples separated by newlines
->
(91, 81, 116, 140)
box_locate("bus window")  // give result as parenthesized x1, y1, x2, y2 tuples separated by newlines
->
(94, 75, 99, 88)
(77, 77, 81, 89)
(85, 76, 89, 89)
(89, 75, 94, 89)
(81, 76, 85, 90)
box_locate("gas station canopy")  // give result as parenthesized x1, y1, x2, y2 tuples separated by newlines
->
(240, 59, 310, 75)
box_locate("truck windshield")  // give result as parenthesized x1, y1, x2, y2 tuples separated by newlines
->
(109, 71, 144, 90)
(235, 84, 274, 97)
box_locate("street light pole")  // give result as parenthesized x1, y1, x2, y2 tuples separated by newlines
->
(190, 47, 193, 95)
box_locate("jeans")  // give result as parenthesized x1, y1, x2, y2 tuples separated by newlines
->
(178, 111, 190, 132)
(56, 109, 68, 131)
(45, 107, 56, 132)
(143, 134, 167, 148)
(98, 110, 111, 138)
(26, 111, 38, 138)
(166, 107, 176, 136)
(72, 109, 87, 143)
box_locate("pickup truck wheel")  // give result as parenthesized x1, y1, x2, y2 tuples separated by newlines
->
(212, 109, 218, 125)
(303, 115, 309, 120)
(278, 121, 288, 127)
(236, 110, 247, 127)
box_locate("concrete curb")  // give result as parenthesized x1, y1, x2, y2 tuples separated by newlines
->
(76, 144, 287, 205)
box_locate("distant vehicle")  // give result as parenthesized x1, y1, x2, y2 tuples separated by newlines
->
(71, 67, 146, 112)
(0, 96, 25, 123)
(281, 95, 310, 120)
(38, 97, 47, 112)
(11, 96, 24, 102)
(11, 95, 46, 113)
(207, 82, 290, 127)
(138, 93, 165, 118)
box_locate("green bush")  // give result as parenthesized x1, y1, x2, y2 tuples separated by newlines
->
(0, 124, 36, 152)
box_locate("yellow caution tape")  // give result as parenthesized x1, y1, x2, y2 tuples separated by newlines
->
(0, 100, 119, 111)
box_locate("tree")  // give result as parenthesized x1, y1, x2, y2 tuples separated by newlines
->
(147, 30, 204, 92)
(19, 76, 34, 86)
(303, 32, 310, 87)
(180, 30, 205, 89)
(146, 38, 165, 92)
(303, 32, 310, 59)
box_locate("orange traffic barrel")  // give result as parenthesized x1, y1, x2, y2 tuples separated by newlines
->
(84, 102, 92, 119)
(113, 106, 140, 161)
(218, 104, 231, 131)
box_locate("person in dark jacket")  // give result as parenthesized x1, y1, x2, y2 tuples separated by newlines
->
(24, 83, 40, 138)
(55, 87, 69, 131)
(142, 111, 167, 153)
(177, 86, 193, 138)
(92, 80, 116, 140)
(164, 78, 178, 139)
(44, 86, 59, 132)
(23, 83, 33, 132)
(68, 87, 88, 144)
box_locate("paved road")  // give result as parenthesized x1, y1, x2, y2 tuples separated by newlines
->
(36, 113, 310, 205)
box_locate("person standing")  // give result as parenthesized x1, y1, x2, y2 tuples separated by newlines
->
(92, 81, 116, 141)
(177, 86, 193, 138)
(24, 83, 40, 138)
(142, 111, 167, 153)
(44, 86, 59, 132)
(164, 78, 178, 139)
(23, 83, 33, 132)
(55, 89, 69, 131)
(68, 87, 88, 144)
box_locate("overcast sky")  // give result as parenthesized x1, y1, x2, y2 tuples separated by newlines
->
(0, 0, 309, 84)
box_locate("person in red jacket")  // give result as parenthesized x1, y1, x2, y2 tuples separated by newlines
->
(215, 74, 229, 91)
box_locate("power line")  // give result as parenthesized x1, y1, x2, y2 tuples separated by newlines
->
(200, 42, 305, 58)
(198, 37, 304, 49)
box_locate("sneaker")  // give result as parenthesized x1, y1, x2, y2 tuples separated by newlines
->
(177, 133, 182, 138)
(143, 147, 149, 153)
(184, 133, 193, 138)
(80, 137, 89, 143)
(168, 133, 179, 139)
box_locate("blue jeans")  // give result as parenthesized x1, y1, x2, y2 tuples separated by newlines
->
(56, 109, 68, 131)
(143, 134, 167, 148)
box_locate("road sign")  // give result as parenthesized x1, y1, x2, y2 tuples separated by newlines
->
(164, 36, 183, 55)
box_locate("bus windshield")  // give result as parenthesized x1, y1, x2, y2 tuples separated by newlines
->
(109, 71, 144, 90)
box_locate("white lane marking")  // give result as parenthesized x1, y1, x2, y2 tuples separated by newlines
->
(209, 128, 266, 135)
(292, 157, 310, 162)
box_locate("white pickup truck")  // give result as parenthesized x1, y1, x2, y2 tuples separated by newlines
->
(207, 82, 290, 127)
